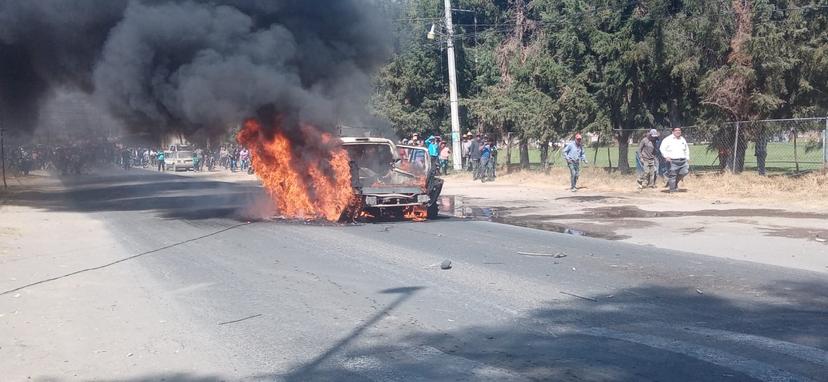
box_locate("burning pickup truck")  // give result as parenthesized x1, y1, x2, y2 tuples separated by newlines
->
(341, 137, 443, 221)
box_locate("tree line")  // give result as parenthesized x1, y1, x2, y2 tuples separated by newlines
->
(371, 0, 828, 172)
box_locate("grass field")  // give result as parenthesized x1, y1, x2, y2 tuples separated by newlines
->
(495, 142, 826, 172)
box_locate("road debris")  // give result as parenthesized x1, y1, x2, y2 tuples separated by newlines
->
(440, 260, 452, 270)
(127, 353, 134, 357)
(560, 291, 598, 302)
(696, 289, 704, 295)
(815, 237, 826, 243)
(517, 251, 567, 258)
(218, 313, 263, 326)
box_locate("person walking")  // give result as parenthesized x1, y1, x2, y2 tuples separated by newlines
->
(563, 133, 587, 192)
(468, 134, 481, 179)
(156, 149, 166, 171)
(660, 127, 690, 193)
(637, 129, 660, 189)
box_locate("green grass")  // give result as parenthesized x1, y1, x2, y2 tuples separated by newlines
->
(495, 142, 825, 171)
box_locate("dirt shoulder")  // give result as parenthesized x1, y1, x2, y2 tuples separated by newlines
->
(441, 169, 828, 274)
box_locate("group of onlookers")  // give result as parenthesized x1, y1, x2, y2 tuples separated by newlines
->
(400, 133, 453, 176)
(401, 132, 497, 181)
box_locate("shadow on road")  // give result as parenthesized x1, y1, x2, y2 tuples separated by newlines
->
(83, 280, 828, 381)
(5, 170, 272, 221)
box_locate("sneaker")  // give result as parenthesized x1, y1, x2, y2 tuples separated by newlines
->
(571, 188, 577, 192)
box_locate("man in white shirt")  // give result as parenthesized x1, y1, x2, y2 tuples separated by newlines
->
(659, 127, 690, 192)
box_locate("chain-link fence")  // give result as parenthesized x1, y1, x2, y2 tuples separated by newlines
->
(496, 118, 827, 175)
(626, 119, 826, 175)
(677, 118, 827, 174)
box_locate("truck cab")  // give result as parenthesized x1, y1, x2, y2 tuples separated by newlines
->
(340, 137, 443, 220)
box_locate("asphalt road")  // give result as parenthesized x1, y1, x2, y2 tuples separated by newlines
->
(5, 169, 827, 381)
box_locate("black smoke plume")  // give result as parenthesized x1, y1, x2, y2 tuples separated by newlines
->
(0, 0, 391, 138)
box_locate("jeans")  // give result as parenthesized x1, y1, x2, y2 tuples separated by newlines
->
(477, 157, 491, 180)
(667, 158, 689, 191)
(439, 159, 449, 175)
(470, 159, 480, 178)
(567, 161, 580, 189)
(638, 159, 656, 188)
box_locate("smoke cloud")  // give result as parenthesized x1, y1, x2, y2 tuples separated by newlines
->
(0, 0, 391, 138)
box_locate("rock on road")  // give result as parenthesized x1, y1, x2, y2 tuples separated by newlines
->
(1, 169, 826, 381)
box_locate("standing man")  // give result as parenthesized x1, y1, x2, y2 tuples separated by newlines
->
(425, 135, 440, 171)
(156, 149, 166, 171)
(637, 129, 660, 189)
(563, 133, 587, 192)
(439, 141, 451, 175)
(478, 139, 492, 181)
(660, 126, 690, 193)
(239, 147, 250, 171)
(468, 133, 481, 179)
(462, 133, 472, 171)
(755, 130, 768, 176)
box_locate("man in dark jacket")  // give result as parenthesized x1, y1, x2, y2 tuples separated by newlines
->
(468, 134, 481, 179)
(637, 129, 659, 189)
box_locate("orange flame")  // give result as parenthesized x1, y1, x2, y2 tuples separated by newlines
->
(404, 205, 428, 222)
(238, 118, 353, 221)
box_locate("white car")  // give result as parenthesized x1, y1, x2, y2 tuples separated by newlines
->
(165, 151, 194, 171)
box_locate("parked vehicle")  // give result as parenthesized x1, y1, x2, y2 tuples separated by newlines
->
(165, 151, 194, 171)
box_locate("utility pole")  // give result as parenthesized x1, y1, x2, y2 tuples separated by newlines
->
(1, 125, 6, 189)
(444, 0, 463, 171)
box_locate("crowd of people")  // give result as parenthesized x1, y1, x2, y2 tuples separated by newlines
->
(400, 132, 498, 182)
(117, 145, 254, 174)
(5, 141, 115, 176)
(2, 140, 261, 177)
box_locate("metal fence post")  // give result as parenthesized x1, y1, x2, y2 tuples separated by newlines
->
(823, 117, 828, 170)
(732, 122, 740, 173)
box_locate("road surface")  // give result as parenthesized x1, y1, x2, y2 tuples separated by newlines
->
(1, 169, 826, 381)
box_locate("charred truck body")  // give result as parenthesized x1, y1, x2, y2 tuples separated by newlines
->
(341, 138, 443, 220)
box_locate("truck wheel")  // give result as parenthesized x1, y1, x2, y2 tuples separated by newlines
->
(427, 202, 439, 219)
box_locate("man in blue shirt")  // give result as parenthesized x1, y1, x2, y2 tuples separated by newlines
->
(563, 133, 587, 192)
(425, 135, 441, 172)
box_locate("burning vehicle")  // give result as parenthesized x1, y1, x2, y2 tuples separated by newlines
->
(341, 138, 443, 221)
(237, 119, 442, 222)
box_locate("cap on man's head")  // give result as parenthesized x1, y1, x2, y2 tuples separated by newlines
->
(575, 133, 582, 140)
(649, 129, 659, 137)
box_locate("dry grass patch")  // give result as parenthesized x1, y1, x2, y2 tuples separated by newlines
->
(446, 168, 828, 208)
